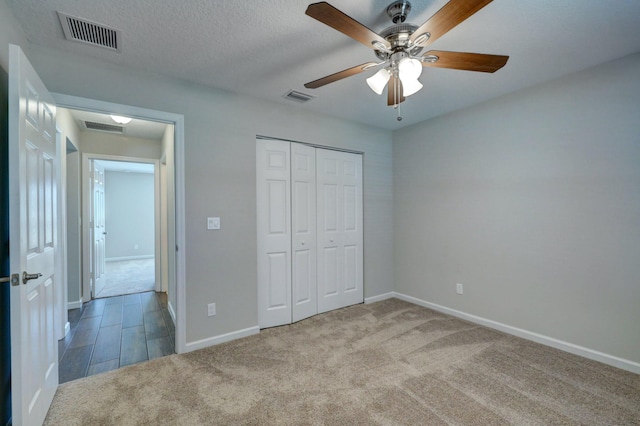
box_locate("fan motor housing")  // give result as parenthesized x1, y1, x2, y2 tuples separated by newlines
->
(375, 23, 422, 60)
(386, 0, 412, 24)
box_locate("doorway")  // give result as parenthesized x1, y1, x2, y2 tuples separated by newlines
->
(90, 159, 157, 299)
(55, 104, 182, 382)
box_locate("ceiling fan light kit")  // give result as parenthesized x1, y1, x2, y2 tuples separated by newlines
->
(304, 0, 509, 119)
(366, 68, 391, 95)
(110, 114, 132, 124)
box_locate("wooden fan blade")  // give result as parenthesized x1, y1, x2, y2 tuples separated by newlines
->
(306, 2, 390, 50)
(305, 62, 378, 89)
(410, 0, 493, 46)
(387, 75, 405, 106)
(423, 50, 508, 73)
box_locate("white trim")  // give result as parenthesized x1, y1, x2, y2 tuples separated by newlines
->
(167, 300, 176, 325)
(364, 292, 395, 304)
(64, 322, 70, 337)
(67, 300, 82, 310)
(51, 93, 187, 355)
(184, 326, 260, 353)
(153, 162, 161, 293)
(81, 153, 160, 301)
(106, 255, 154, 262)
(54, 123, 68, 341)
(393, 292, 640, 374)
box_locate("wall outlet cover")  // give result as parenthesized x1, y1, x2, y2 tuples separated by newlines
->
(456, 283, 464, 295)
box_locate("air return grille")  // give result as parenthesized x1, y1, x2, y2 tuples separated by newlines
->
(58, 12, 121, 52)
(84, 121, 124, 133)
(283, 90, 314, 103)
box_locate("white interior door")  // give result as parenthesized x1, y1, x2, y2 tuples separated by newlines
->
(8, 43, 58, 426)
(256, 139, 292, 328)
(291, 143, 317, 323)
(91, 160, 106, 297)
(317, 149, 363, 313)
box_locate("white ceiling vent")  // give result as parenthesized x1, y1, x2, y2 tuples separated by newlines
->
(283, 90, 314, 103)
(84, 121, 124, 134)
(57, 12, 121, 52)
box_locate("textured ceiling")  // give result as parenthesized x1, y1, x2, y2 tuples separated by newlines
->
(6, 0, 640, 130)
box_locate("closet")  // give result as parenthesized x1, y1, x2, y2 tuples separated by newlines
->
(256, 138, 363, 328)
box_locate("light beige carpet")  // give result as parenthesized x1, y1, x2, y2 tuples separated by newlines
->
(45, 299, 639, 425)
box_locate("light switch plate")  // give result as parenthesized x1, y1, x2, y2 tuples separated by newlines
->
(207, 217, 220, 230)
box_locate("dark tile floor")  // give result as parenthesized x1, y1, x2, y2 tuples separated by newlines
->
(58, 291, 175, 384)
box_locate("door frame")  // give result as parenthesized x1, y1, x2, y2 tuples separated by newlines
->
(53, 93, 187, 354)
(82, 155, 160, 299)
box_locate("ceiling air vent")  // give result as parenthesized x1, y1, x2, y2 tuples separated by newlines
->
(283, 90, 314, 103)
(57, 12, 121, 52)
(84, 121, 124, 134)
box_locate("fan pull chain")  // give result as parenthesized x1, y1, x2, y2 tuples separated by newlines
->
(395, 76, 403, 121)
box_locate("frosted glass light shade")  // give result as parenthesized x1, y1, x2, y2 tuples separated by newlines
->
(398, 57, 422, 80)
(398, 58, 423, 96)
(366, 68, 391, 95)
(401, 77, 423, 96)
(110, 114, 132, 124)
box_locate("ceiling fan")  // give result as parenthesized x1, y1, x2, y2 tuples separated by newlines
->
(304, 0, 508, 118)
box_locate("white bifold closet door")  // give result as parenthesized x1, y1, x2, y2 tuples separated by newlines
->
(291, 143, 317, 322)
(257, 139, 363, 329)
(256, 140, 292, 328)
(316, 149, 363, 314)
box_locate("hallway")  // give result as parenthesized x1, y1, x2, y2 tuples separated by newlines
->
(95, 259, 156, 298)
(58, 291, 174, 383)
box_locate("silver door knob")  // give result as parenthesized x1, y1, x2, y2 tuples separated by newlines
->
(102, 231, 108, 235)
(301, 241, 305, 245)
(22, 272, 42, 284)
(330, 238, 334, 243)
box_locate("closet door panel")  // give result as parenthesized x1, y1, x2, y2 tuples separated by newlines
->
(291, 143, 317, 322)
(317, 149, 363, 313)
(257, 140, 292, 328)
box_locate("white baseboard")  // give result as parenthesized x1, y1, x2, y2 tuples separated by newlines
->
(184, 326, 260, 353)
(393, 292, 640, 375)
(67, 300, 82, 310)
(364, 292, 395, 304)
(106, 255, 154, 262)
(167, 300, 176, 326)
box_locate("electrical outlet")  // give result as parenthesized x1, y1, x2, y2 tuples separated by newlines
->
(134, 244, 139, 250)
(456, 283, 464, 295)
(207, 303, 216, 317)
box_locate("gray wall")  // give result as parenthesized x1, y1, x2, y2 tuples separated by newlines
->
(80, 131, 162, 160)
(104, 171, 155, 260)
(56, 108, 82, 304)
(25, 45, 394, 344)
(393, 53, 640, 364)
(0, 0, 28, 71)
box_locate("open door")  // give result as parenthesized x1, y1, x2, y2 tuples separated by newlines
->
(8, 44, 59, 425)
(91, 160, 106, 297)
